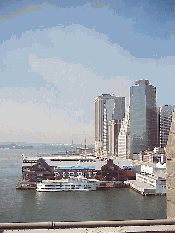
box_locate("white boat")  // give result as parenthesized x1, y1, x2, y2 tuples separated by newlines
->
(36, 176, 99, 192)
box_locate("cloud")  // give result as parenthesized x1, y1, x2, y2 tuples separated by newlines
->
(0, 2, 58, 26)
(1, 23, 175, 104)
(0, 21, 175, 142)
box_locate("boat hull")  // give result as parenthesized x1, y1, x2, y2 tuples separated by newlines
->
(36, 176, 98, 192)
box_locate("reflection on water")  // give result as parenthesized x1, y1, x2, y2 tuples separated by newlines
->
(0, 147, 166, 223)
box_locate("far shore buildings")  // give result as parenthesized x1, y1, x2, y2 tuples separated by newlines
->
(95, 94, 125, 156)
(95, 80, 175, 161)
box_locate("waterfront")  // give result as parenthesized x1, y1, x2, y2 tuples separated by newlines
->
(0, 145, 166, 223)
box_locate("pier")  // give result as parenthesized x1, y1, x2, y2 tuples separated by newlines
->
(16, 178, 129, 190)
(97, 181, 129, 189)
(16, 176, 36, 190)
(126, 180, 166, 196)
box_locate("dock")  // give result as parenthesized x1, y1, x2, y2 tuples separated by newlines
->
(97, 181, 129, 189)
(16, 178, 129, 191)
(16, 176, 36, 190)
(126, 180, 166, 196)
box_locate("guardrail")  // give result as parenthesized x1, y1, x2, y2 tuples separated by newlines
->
(1, 219, 175, 230)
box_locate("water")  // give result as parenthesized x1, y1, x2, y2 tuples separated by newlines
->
(0, 146, 166, 223)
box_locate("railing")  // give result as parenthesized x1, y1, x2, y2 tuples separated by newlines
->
(1, 219, 175, 230)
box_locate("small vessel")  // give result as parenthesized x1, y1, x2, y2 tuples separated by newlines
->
(36, 176, 99, 192)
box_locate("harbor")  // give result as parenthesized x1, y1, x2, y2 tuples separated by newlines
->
(16, 142, 166, 196)
(15, 141, 166, 196)
(16, 145, 136, 192)
(16, 155, 135, 190)
(0, 146, 166, 223)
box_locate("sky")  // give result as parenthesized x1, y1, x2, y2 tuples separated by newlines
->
(0, 0, 175, 144)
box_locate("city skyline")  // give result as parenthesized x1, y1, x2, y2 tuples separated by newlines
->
(0, 0, 175, 143)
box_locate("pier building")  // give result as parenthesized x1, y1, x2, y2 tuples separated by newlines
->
(127, 171, 166, 196)
(17, 155, 136, 189)
(127, 165, 166, 196)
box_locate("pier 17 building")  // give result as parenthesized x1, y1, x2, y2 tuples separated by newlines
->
(130, 80, 158, 157)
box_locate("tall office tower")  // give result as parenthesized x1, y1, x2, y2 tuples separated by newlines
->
(118, 106, 130, 159)
(158, 105, 175, 149)
(95, 94, 125, 156)
(130, 80, 158, 157)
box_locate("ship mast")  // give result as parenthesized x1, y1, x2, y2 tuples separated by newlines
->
(81, 138, 83, 159)
(85, 136, 87, 158)
(71, 140, 73, 157)
(65, 146, 68, 157)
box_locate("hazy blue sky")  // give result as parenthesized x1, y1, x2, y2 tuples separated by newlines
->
(0, 0, 175, 143)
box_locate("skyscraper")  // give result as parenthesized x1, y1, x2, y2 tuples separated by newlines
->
(158, 105, 175, 149)
(130, 80, 158, 156)
(95, 94, 125, 156)
(118, 106, 130, 159)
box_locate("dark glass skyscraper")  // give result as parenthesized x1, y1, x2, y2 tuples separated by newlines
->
(130, 80, 158, 156)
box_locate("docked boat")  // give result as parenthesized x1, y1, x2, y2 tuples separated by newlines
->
(36, 176, 99, 192)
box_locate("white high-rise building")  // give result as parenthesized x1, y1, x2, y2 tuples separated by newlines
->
(118, 106, 130, 159)
(95, 94, 125, 156)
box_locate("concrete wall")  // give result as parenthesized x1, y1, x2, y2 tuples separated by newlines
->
(166, 111, 175, 219)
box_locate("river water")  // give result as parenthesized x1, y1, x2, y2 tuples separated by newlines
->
(0, 145, 166, 223)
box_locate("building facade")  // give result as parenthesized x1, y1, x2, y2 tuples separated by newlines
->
(108, 119, 123, 156)
(118, 106, 130, 159)
(158, 105, 175, 149)
(95, 94, 125, 156)
(130, 80, 158, 157)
